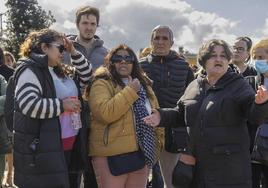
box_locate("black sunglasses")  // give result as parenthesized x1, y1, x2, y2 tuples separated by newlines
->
(110, 54, 135, 64)
(50, 43, 65, 53)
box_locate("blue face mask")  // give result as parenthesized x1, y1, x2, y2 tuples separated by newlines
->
(255, 60, 268, 74)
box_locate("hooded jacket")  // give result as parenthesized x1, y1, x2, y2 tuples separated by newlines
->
(65, 35, 108, 71)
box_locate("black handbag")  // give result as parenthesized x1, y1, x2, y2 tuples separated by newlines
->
(172, 159, 194, 188)
(165, 127, 188, 153)
(251, 123, 268, 165)
(107, 150, 146, 176)
(172, 126, 194, 187)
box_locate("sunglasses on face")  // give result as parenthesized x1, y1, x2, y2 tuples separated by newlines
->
(110, 54, 135, 64)
(50, 43, 65, 53)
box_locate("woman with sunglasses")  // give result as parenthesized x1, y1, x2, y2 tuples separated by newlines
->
(13, 28, 92, 188)
(84, 44, 164, 188)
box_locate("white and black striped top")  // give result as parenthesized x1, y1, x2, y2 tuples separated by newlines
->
(15, 52, 92, 119)
(72, 52, 92, 92)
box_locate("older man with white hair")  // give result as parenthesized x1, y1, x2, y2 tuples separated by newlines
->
(140, 25, 194, 188)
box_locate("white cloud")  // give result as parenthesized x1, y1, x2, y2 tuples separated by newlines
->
(1, 0, 260, 53)
(262, 18, 268, 35)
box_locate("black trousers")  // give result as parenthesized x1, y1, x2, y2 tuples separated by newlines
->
(68, 156, 98, 188)
(83, 158, 98, 188)
(252, 163, 268, 188)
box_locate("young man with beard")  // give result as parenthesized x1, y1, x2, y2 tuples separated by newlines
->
(140, 25, 194, 188)
(64, 6, 108, 188)
(65, 6, 108, 70)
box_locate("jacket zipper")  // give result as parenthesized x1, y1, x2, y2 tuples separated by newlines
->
(131, 107, 140, 149)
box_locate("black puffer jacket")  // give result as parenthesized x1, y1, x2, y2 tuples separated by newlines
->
(159, 70, 268, 188)
(140, 51, 194, 151)
(13, 54, 69, 188)
(139, 51, 194, 108)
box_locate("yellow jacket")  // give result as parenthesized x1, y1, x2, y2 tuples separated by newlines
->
(87, 68, 164, 158)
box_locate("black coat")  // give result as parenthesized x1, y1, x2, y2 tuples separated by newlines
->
(159, 70, 268, 188)
(0, 64, 14, 82)
(140, 51, 194, 151)
(140, 51, 194, 108)
(13, 54, 69, 188)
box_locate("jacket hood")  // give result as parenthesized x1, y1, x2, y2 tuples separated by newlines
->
(197, 69, 243, 90)
(18, 53, 48, 69)
(67, 34, 104, 48)
(92, 66, 112, 81)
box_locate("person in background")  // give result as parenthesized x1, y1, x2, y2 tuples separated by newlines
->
(85, 44, 164, 188)
(4, 51, 16, 68)
(64, 6, 108, 187)
(13, 28, 82, 188)
(140, 25, 194, 188)
(0, 48, 14, 82)
(189, 64, 199, 74)
(0, 48, 11, 188)
(139, 47, 152, 59)
(144, 39, 268, 188)
(251, 38, 268, 188)
(1, 50, 16, 187)
(65, 5, 108, 70)
(231, 36, 262, 188)
(231, 36, 256, 79)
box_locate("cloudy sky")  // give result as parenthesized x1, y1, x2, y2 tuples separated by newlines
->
(1, 0, 268, 53)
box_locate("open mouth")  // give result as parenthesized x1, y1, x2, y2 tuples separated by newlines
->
(214, 63, 222, 67)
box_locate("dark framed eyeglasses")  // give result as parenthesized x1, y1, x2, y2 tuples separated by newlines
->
(232, 46, 246, 53)
(110, 54, 135, 64)
(50, 43, 65, 53)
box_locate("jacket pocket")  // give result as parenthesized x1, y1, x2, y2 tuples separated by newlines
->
(212, 144, 241, 155)
(207, 144, 250, 185)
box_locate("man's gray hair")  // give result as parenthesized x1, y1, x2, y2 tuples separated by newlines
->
(150, 25, 174, 44)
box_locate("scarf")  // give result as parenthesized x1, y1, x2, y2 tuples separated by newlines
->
(133, 85, 157, 168)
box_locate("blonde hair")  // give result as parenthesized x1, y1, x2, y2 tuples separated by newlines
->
(251, 39, 268, 58)
(139, 47, 152, 58)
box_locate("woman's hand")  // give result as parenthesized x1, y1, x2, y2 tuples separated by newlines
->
(62, 98, 81, 113)
(143, 109, 161, 127)
(128, 76, 141, 92)
(255, 85, 268, 104)
(63, 36, 78, 56)
(179, 153, 196, 165)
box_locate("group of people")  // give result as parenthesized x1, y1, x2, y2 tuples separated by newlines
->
(1, 4, 268, 188)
